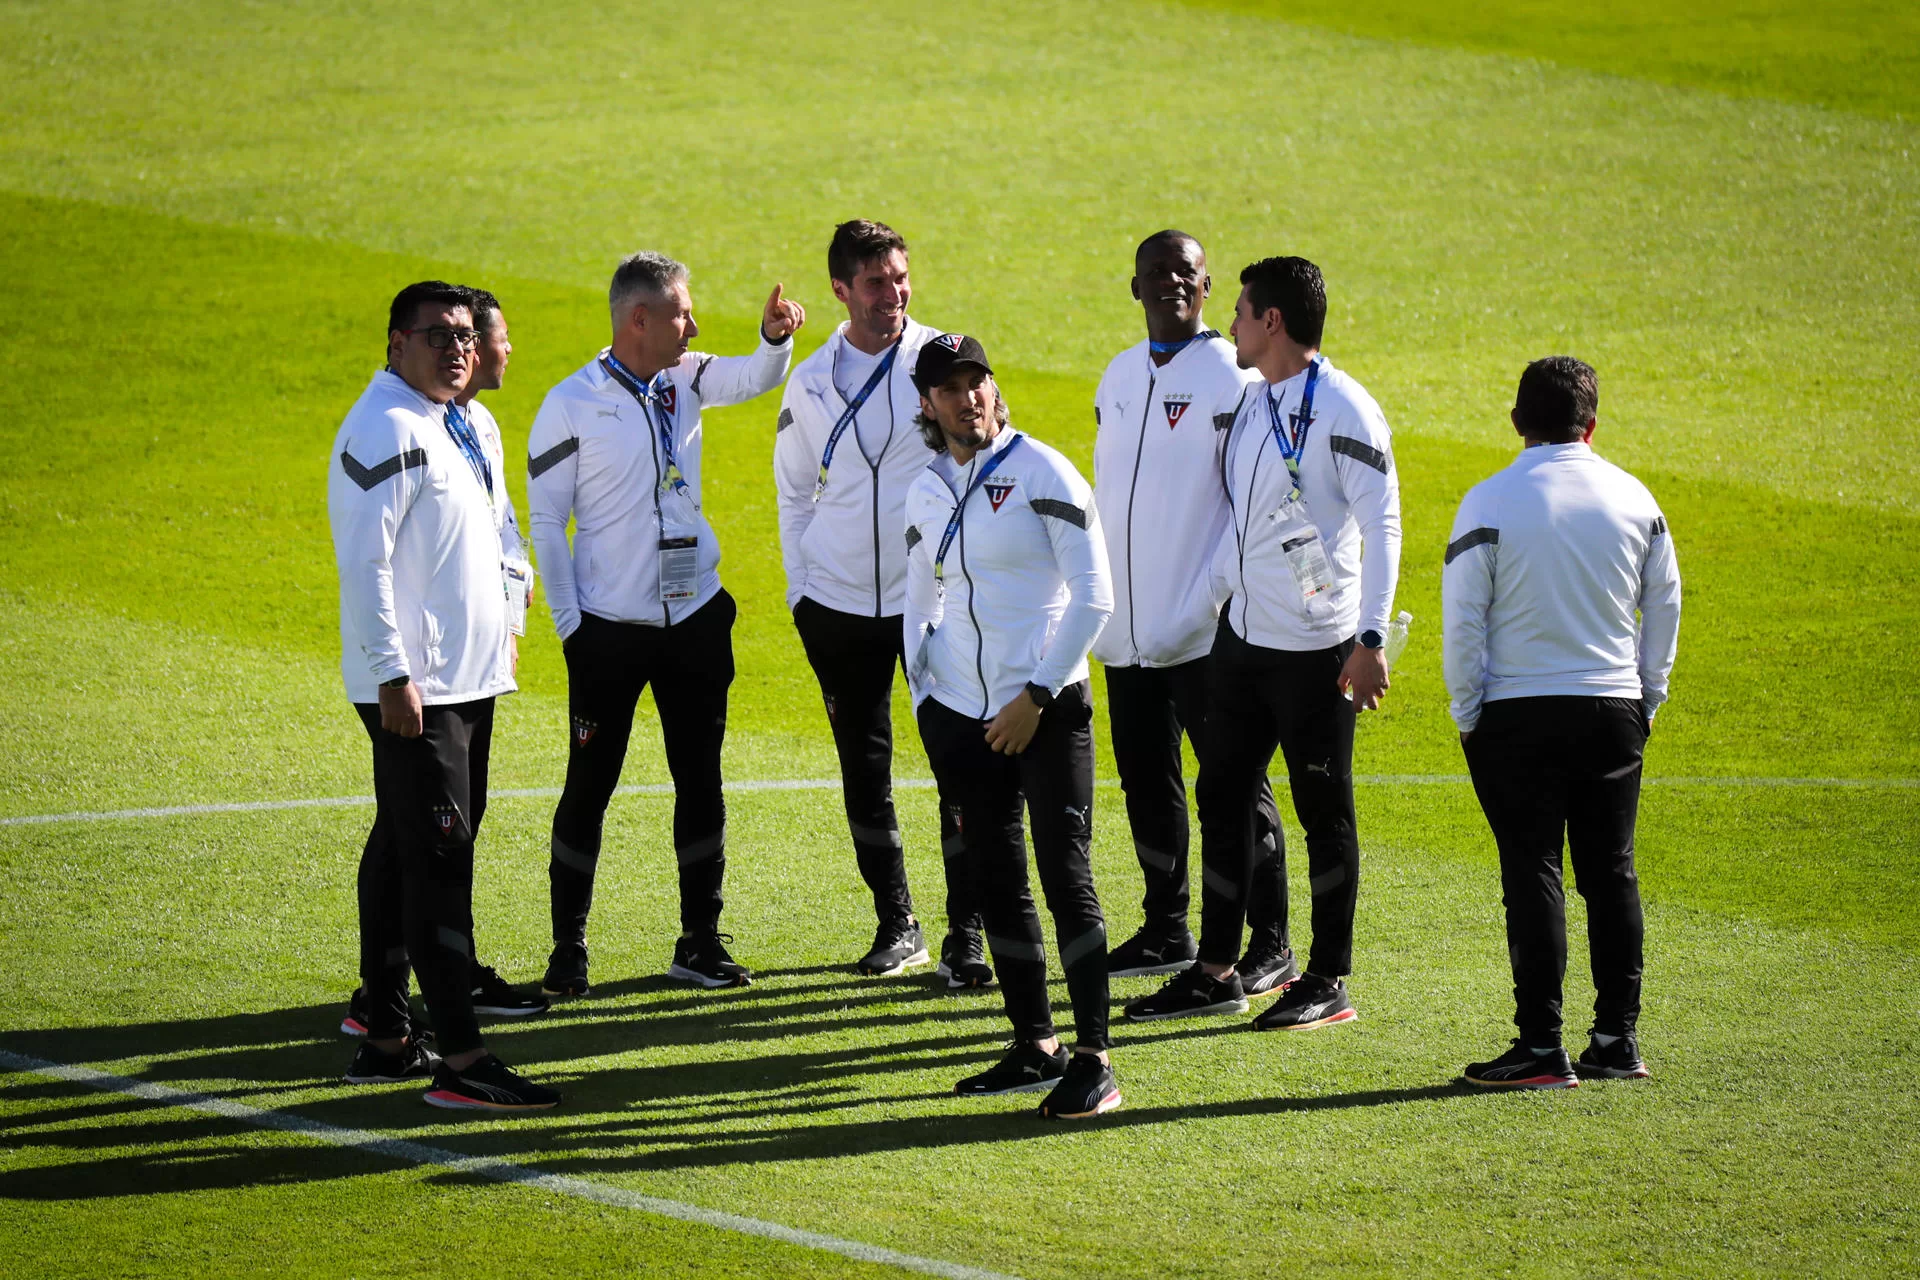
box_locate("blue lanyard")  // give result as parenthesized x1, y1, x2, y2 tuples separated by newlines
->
(442, 402, 493, 498)
(933, 433, 1024, 583)
(601, 352, 689, 494)
(1263, 356, 1322, 501)
(815, 340, 899, 501)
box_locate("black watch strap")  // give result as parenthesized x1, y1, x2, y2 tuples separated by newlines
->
(381, 674, 411, 688)
(1025, 681, 1054, 709)
(1358, 630, 1384, 650)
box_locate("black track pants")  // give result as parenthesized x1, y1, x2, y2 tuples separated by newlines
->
(1104, 658, 1284, 939)
(918, 682, 1109, 1051)
(793, 597, 972, 928)
(549, 592, 735, 945)
(1195, 623, 1360, 975)
(354, 698, 492, 1055)
(1464, 696, 1647, 1046)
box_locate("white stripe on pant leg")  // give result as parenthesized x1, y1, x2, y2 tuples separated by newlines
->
(3, 775, 1914, 828)
(0, 1050, 1023, 1280)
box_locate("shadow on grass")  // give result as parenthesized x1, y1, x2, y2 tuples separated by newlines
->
(0, 980, 1483, 1202)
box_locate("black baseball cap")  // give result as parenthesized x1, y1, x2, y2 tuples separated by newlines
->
(912, 332, 993, 394)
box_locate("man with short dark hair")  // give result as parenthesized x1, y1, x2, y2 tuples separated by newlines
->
(527, 252, 802, 995)
(1092, 230, 1288, 993)
(1126, 256, 1402, 1032)
(905, 334, 1120, 1119)
(774, 220, 986, 984)
(327, 281, 557, 1110)
(1448, 356, 1680, 1089)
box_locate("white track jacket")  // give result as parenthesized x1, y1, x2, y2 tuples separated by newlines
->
(525, 339, 791, 637)
(1214, 357, 1402, 652)
(1092, 332, 1258, 668)
(1442, 441, 1681, 732)
(328, 370, 515, 705)
(774, 319, 940, 616)
(903, 429, 1113, 720)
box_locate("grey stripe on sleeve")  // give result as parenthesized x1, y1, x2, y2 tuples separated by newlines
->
(528, 437, 580, 479)
(905, 525, 923, 551)
(1029, 498, 1087, 528)
(777, 407, 795, 433)
(1445, 527, 1499, 565)
(340, 448, 429, 491)
(1651, 516, 1668, 538)
(1329, 434, 1391, 474)
(690, 354, 716, 396)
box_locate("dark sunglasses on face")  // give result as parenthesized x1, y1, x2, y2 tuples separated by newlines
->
(398, 326, 480, 351)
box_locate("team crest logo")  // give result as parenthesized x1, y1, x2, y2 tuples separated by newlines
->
(656, 384, 677, 418)
(984, 478, 1016, 511)
(433, 804, 459, 837)
(1163, 396, 1192, 428)
(933, 333, 965, 352)
(571, 716, 597, 748)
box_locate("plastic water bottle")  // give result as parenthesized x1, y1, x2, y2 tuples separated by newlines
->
(1384, 610, 1412, 665)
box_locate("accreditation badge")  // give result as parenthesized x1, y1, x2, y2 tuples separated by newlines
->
(1269, 500, 1335, 615)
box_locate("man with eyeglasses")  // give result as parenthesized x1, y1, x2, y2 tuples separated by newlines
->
(334, 287, 549, 1040)
(528, 252, 803, 995)
(328, 280, 558, 1111)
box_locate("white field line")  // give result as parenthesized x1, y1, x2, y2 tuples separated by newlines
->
(0, 1049, 1022, 1280)
(2, 774, 1915, 829)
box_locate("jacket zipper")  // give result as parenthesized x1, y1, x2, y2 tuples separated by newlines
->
(647, 399, 674, 628)
(958, 457, 990, 718)
(1122, 370, 1155, 664)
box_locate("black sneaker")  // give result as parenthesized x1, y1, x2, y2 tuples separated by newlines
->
(1575, 1034, 1650, 1080)
(1106, 927, 1199, 978)
(1251, 973, 1357, 1031)
(669, 932, 752, 988)
(935, 925, 996, 990)
(1123, 963, 1248, 1021)
(340, 987, 369, 1037)
(954, 1042, 1069, 1096)
(1039, 1052, 1123, 1120)
(341, 1036, 440, 1084)
(423, 1054, 561, 1112)
(858, 916, 929, 977)
(541, 943, 591, 998)
(472, 965, 552, 1018)
(1236, 935, 1298, 998)
(1464, 1041, 1579, 1090)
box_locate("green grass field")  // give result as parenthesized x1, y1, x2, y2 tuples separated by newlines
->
(2, 1, 1916, 1276)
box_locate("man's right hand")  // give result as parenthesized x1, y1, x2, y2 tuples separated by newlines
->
(379, 680, 424, 738)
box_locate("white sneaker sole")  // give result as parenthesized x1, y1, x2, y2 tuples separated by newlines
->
(858, 946, 931, 976)
(423, 1088, 558, 1111)
(667, 964, 750, 988)
(472, 1002, 550, 1017)
(1046, 1087, 1124, 1119)
(1125, 997, 1249, 1022)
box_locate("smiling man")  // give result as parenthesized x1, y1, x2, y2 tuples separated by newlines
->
(773, 220, 986, 985)
(327, 280, 556, 1111)
(1092, 231, 1289, 1000)
(903, 334, 1119, 1119)
(526, 251, 803, 996)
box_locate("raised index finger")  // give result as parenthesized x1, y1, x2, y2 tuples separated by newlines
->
(766, 283, 784, 311)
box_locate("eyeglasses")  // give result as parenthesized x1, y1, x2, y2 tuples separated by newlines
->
(398, 326, 480, 351)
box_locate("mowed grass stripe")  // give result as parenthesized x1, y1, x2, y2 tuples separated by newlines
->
(4, 774, 1917, 828)
(0, 1050, 1020, 1280)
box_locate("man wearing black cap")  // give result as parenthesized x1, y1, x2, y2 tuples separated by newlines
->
(903, 334, 1121, 1119)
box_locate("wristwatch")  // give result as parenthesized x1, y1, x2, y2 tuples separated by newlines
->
(1358, 630, 1384, 650)
(381, 674, 411, 689)
(1024, 682, 1055, 709)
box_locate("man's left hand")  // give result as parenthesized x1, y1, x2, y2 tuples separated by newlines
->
(984, 689, 1043, 755)
(761, 283, 806, 343)
(511, 633, 520, 679)
(1338, 644, 1391, 711)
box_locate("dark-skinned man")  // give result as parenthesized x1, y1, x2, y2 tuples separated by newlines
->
(527, 253, 803, 995)
(904, 334, 1120, 1119)
(328, 280, 557, 1110)
(773, 221, 988, 986)
(1092, 230, 1290, 997)
(1126, 256, 1402, 1031)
